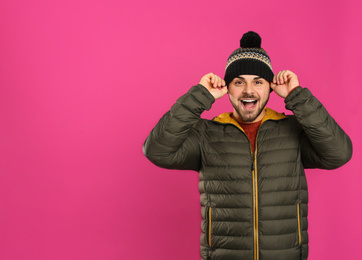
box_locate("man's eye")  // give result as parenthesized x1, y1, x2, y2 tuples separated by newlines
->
(255, 81, 262, 84)
(235, 81, 243, 85)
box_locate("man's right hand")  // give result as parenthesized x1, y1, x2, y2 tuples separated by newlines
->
(199, 73, 228, 100)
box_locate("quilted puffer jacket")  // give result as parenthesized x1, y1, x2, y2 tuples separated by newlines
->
(143, 84, 352, 260)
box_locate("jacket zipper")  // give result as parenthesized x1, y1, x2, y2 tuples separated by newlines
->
(252, 124, 263, 260)
(252, 148, 259, 260)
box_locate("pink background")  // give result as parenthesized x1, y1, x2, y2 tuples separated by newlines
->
(0, 0, 361, 259)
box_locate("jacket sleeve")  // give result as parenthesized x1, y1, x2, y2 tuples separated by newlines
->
(285, 86, 353, 169)
(143, 84, 215, 171)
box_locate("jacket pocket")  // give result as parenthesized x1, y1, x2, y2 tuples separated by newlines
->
(297, 203, 303, 259)
(206, 207, 212, 248)
(297, 203, 302, 245)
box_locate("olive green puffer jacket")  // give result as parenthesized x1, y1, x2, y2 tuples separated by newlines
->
(143, 84, 352, 260)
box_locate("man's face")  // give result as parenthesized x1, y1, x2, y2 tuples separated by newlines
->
(228, 75, 270, 123)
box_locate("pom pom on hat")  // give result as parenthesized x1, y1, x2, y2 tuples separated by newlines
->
(240, 31, 261, 48)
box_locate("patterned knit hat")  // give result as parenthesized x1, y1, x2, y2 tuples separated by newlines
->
(224, 31, 274, 86)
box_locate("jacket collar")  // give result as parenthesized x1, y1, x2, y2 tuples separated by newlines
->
(213, 108, 286, 129)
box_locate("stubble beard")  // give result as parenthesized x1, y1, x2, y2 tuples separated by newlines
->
(230, 94, 270, 123)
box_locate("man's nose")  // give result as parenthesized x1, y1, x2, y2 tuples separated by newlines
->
(242, 83, 254, 94)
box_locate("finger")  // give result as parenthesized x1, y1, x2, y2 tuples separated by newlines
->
(286, 70, 294, 78)
(213, 75, 219, 87)
(210, 74, 215, 84)
(286, 72, 295, 82)
(217, 76, 222, 87)
(220, 85, 228, 95)
(215, 75, 222, 88)
(213, 75, 218, 88)
(281, 70, 288, 84)
(273, 75, 277, 84)
(211, 74, 215, 85)
(279, 70, 286, 84)
(270, 82, 277, 90)
(283, 70, 290, 83)
(276, 71, 283, 84)
(277, 70, 283, 84)
(214, 75, 220, 88)
(206, 72, 214, 79)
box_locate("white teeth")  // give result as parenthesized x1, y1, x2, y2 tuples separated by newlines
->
(242, 100, 256, 102)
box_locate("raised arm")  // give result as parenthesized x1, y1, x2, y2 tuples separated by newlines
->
(143, 73, 227, 171)
(271, 70, 353, 169)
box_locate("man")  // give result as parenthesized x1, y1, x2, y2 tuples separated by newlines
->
(143, 31, 352, 260)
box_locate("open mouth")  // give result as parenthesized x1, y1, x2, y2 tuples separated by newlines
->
(241, 99, 257, 110)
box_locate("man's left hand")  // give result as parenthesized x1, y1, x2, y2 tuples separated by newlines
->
(271, 70, 299, 99)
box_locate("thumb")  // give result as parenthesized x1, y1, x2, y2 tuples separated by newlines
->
(212, 85, 228, 100)
(217, 86, 228, 99)
(270, 82, 277, 91)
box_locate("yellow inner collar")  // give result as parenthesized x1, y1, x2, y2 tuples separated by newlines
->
(213, 108, 286, 131)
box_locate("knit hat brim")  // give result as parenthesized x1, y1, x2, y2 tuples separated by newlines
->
(224, 59, 274, 86)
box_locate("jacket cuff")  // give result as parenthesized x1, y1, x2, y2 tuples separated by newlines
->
(284, 86, 314, 111)
(187, 84, 216, 111)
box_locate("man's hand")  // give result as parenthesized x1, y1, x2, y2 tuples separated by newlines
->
(199, 73, 228, 100)
(271, 70, 300, 99)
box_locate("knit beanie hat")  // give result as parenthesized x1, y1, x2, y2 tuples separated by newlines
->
(224, 31, 274, 86)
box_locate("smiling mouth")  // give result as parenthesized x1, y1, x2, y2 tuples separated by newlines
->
(241, 99, 258, 110)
